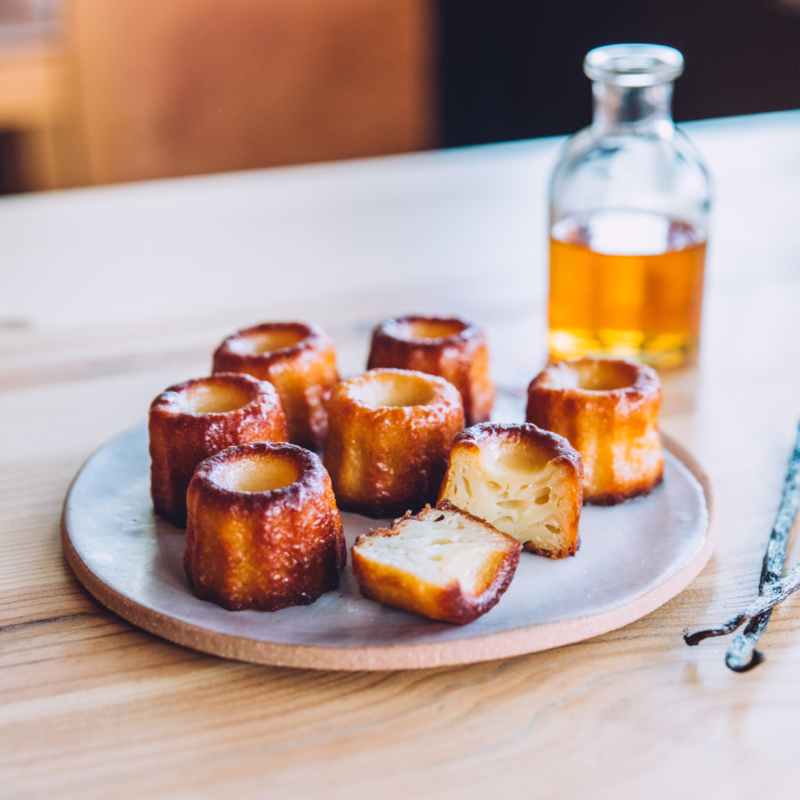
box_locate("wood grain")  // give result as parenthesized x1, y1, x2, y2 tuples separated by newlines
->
(2, 112, 800, 798)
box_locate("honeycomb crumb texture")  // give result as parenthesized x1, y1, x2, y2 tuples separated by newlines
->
(447, 453, 566, 551)
(357, 512, 508, 596)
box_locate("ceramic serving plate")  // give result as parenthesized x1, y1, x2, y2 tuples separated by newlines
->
(61, 390, 717, 670)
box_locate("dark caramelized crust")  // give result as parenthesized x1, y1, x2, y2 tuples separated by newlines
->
(367, 315, 494, 426)
(351, 502, 521, 624)
(212, 321, 339, 451)
(149, 373, 288, 527)
(526, 357, 663, 505)
(323, 368, 464, 518)
(439, 423, 583, 559)
(185, 442, 346, 611)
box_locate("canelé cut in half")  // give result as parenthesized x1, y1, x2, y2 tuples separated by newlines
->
(149, 373, 288, 527)
(212, 321, 339, 451)
(367, 315, 494, 426)
(324, 368, 464, 518)
(439, 423, 583, 559)
(526, 357, 663, 505)
(185, 442, 346, 611)
(352, 501, 521, 624)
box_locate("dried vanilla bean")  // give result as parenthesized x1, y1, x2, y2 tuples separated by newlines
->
(726, 423, 800, 671)
(725, 615, 768, 672)
(685, 420, 800, 656)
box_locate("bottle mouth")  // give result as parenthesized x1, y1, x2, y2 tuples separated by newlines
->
(584, 44, 684, 87)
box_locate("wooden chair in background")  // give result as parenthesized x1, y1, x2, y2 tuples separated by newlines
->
(6, 0, 435, 190)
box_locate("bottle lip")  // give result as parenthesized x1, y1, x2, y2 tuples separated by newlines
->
(584, 44, 684, 87)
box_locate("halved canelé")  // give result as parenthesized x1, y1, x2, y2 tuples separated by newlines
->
(323, 368, 464, 518)
(367, 315, 494, 427)
(438, 423, 583, 559)
(351, 501, 521, 624)
(526, 357, 663, 505)
(149, 373, 288, 527)
(185, 442, 346, 611)
(212, 321, 339, 451)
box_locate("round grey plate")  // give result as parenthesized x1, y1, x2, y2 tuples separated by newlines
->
(62, 393, 716, 670)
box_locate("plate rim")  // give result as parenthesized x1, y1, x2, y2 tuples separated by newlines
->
(61, 430, 718, 671)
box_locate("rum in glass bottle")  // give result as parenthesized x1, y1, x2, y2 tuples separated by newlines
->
(548, 45, 711, 369)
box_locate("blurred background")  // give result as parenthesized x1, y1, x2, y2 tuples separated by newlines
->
(0, 0, 798, 194)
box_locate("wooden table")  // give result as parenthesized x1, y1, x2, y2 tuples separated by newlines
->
(2, 110, 800, 799)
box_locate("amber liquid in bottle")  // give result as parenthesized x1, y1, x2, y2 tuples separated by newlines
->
(548, 210, 706, 369)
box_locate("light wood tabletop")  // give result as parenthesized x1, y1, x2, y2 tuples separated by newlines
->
(2, 110, 800, 799)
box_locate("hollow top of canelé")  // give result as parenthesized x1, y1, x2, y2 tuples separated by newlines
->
(194, 442, 326, 498)
(185, 382, 253, 414)
(345, 369, 440, 408)
(380, 315, 476, 344)
(156, 374, 262, 416)
(534, 357, 660, 395)
(232, 326, 309, 355)
(216, 322, 328, 360)
(213, 451, 301, 493)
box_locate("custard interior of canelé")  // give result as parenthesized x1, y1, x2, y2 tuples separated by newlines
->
(551, 359, 636, 392)
(393, 318, 467, 341)
(350, 373, 436, 408)
(184, 382, 253, 414)
(357, 509, 508, 596)
(233, 327, 307, 355)
(214, 452, 301, 493)
(445, 439, 568, 552)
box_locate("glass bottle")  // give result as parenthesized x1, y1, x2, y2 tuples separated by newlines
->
(548, 44, 711, 369)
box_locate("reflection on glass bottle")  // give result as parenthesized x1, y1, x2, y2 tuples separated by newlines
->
(548, 44, 711, 369)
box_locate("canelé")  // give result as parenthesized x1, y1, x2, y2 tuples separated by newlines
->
(324, 368, 464, 518)
(439, 423, 583, 559)
(526, 357, 663, 505)
(367, 315, 494, 426)
(212, 322, 338, 451)
(185, 442, 346, 611)
(149, 373, 288, 526)
(352, 501, 521, 624)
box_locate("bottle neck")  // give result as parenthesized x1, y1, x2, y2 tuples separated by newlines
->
(592, 81, 674, 135)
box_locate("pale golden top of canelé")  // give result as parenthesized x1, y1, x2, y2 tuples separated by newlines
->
(337, 368, 461, 413)
(379, 315, 476, 344)
(531, 356, 661, 402)
(152, 373, 266, 417)
(214, 321, 331, 365)
(211, 450, 301, 494)
(228, 327, 307, 355)
(193, 441, 327, 506)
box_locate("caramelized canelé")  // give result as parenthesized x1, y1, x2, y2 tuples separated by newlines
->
(212, 322, 339, 451)
(439, 423, 583, 559)
(185, 442, 346, 611)
(526, 357, 663, 505)
(352, 501, 521, 624)
(149, 373, 287, 526)
(367, 315, 494, 426)
(324, 368, 464, 518)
